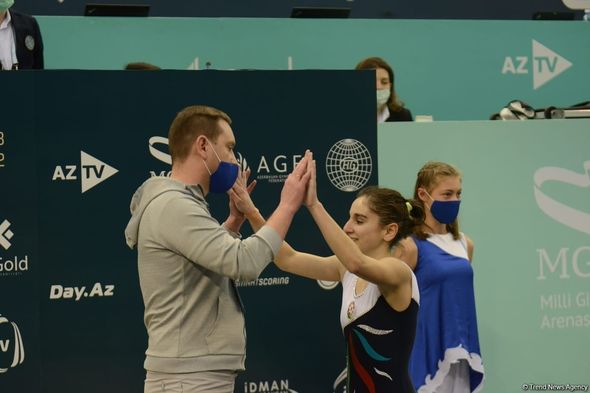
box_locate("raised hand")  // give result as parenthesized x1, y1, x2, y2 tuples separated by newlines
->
(228, 169, 258, 220)
(304, 154, 319, 208)
(279, 150, 312, 214)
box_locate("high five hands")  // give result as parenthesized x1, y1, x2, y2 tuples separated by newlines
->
(230, 149, 318, 220)
(303, 151, 319, 209)
(279, 150, 317, 214)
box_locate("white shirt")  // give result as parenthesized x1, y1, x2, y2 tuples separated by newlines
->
(340, 268, 420, 330)
(0, 11, 17, 70)
(377, 104, 390, 123)
(426, 232, 468, 259)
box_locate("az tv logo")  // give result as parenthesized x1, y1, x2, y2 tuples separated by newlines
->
(52, 151, 118, 193)
(502, 40, 572, 89)
(0, 314, 25, 374)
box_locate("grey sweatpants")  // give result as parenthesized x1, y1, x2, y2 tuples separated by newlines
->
(145, 370, 236, 393)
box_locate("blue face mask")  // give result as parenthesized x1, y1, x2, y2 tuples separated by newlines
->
(203, 139, 239, 194)
(426, 192, 461, 224)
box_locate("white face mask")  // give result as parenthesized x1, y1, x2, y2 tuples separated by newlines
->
(0, 0, 14, 12)
(377, 89, 390, 108)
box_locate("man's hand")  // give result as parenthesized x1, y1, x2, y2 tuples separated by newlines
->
(263, 150, 313, 240)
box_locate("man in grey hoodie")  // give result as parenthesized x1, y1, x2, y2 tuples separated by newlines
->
(125, 105, 312, 393)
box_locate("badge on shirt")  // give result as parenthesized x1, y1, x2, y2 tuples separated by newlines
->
(347, 301, 356, 320)
(25, 35, 35, 51)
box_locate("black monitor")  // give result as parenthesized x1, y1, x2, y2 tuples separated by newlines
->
(290, 7, 351, 18)
(84, 4, 150, 17)
(532, 11, 575, 20)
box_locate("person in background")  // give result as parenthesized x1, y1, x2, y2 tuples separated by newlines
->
(125, 105, 312, 393)
(356, 56, 412, 123)
(394, 161, 484, 393)
(275, 155, 423, 393)
(125, 62, 161, 70)
(0, 0, 43, 70)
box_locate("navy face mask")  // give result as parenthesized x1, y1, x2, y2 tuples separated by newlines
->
(203, 139, 239, 194)
(426, 192, 461, 224)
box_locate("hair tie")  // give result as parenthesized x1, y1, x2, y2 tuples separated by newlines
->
(405, 201, 413, 214)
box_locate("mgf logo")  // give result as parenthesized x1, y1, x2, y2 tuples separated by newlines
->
(502, 39, 572, 89)
(0, 314, 25, 374)
(148, 136, 172, 177)
(534, 160, 590, 235)
(52, 151, 118, 193)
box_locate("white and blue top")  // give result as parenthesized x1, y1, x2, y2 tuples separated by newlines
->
(409, 233, 484, 393)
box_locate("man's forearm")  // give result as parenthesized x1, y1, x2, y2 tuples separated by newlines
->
(224, 215, 246, 234)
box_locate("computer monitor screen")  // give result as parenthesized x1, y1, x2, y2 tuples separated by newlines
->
(84, 4, 150, 17)
(290, 7, 351, 18)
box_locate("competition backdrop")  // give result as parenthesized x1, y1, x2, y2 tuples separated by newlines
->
(379, 120, 590, 393)
(37, 17, 590, 121)
(0, 70, 377, 392)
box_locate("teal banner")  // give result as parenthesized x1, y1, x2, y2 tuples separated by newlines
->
(38, 17, 590, 120)
(378, 120, 590, 393)
(0, 70, 377, 393)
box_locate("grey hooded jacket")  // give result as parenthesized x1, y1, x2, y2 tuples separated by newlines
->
(124, 177, 281, 373)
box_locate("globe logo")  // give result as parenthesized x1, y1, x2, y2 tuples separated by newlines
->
(326, 139, 372, 192)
